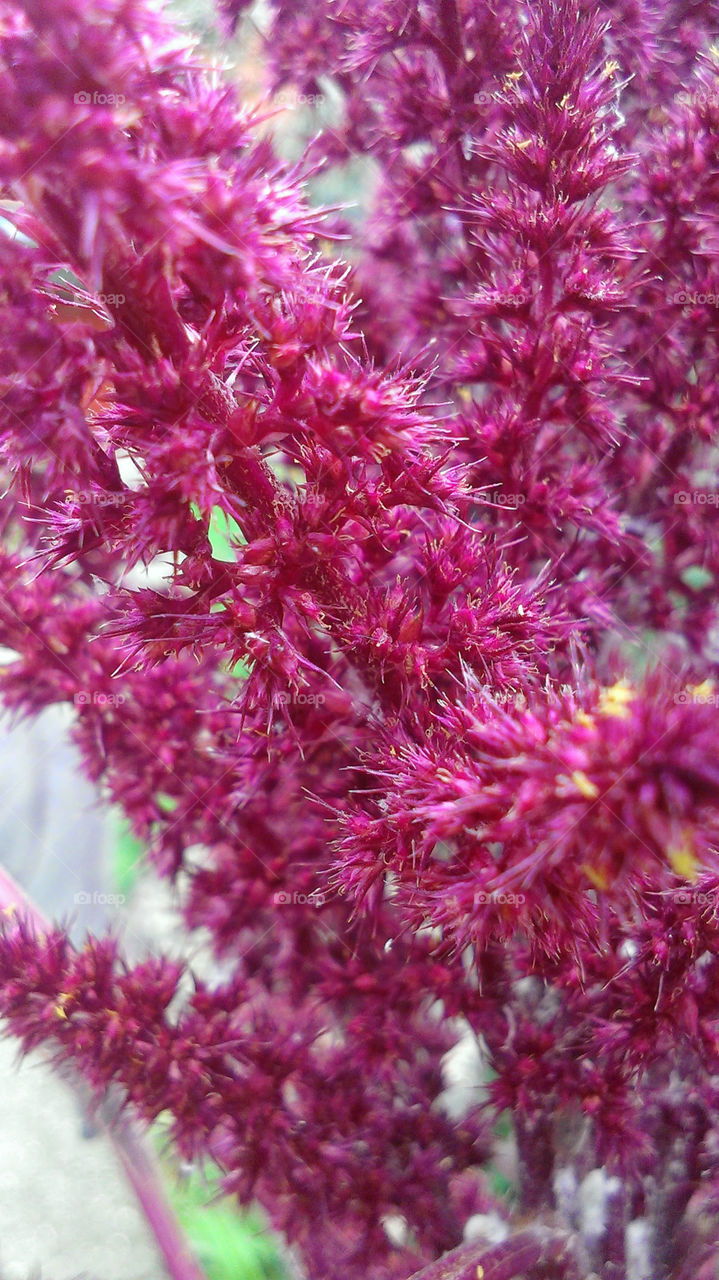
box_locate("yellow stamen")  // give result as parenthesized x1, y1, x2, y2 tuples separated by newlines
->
(668, 836, 698, 882)
(571, 770, 599, 799)
(598, 680, 634, 719)
(582, 863, 610, 891)
(54, 993, 71, 1019)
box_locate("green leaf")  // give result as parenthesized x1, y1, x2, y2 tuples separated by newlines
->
(158, 1156, 286, 1280)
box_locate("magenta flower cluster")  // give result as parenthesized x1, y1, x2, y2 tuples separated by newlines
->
(1, 0, 719, 1277)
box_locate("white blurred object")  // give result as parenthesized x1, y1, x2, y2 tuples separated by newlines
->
(0, 1039, 165, 1280)
(440, 1027, 485, 1119)
(463, 1213, 510, 1245)
(0, 707, 111, 937)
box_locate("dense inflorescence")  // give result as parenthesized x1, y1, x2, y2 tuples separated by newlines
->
(1, 1, 719, 1278)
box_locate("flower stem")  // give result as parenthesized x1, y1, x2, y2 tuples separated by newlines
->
(407, 1227, 586, 1280)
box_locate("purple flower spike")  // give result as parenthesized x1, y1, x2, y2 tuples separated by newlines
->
(0, 0, 719, 1277)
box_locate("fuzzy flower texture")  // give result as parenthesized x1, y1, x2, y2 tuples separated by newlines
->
(1, 0, 719, 1277)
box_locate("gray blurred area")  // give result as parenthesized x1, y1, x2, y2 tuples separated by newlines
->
(0, 708, 112, 937)
(0, 1039, 166, 1280)
(0, 708, 170, 1280)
